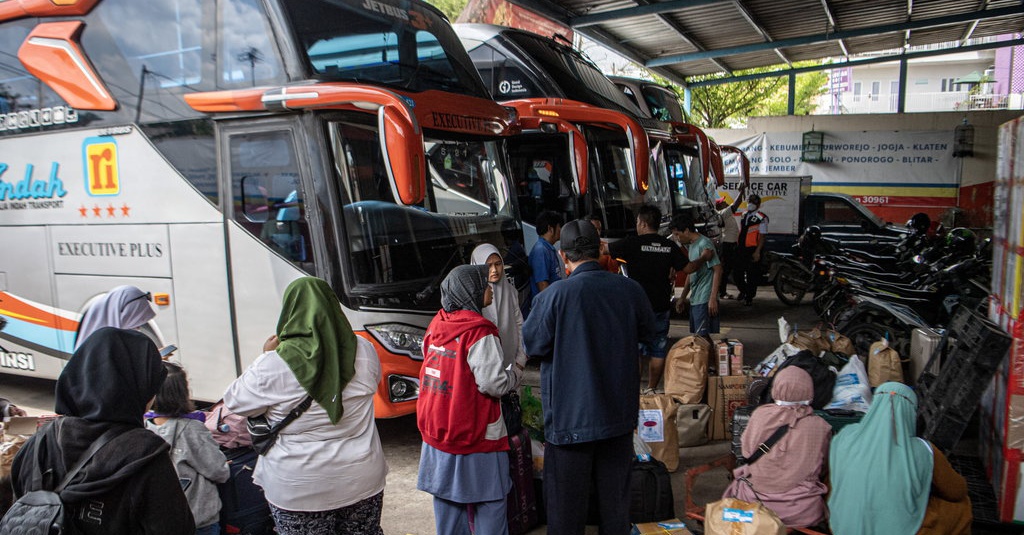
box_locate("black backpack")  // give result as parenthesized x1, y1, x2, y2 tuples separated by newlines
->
(757, 350, 837, 409)
(0, 421, 118, 535)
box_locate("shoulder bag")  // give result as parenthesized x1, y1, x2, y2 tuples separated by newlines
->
(247, 396, 313, 456)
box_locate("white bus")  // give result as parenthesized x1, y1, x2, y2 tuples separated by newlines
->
(0, 0, 584, 417)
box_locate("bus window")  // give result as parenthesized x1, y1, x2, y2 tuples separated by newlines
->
(229, 131, 315, 273)
(330, 118, 516, 299)
(0, 20, 65, 121)
(219, 0, 285, 87)
(141, 120, 218, 207)
(465, 42, 545, 99)
(591, 128, 644, 238)
(286, 0, 488, 98)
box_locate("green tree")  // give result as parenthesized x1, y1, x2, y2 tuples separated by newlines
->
(657, 63, 827, 128)
(425, 0, 467, 20)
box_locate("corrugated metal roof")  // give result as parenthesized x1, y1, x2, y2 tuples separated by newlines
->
(507, 0, 1024, 85)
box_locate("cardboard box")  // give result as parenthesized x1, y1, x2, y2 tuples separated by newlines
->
(631, 519, 691, 534)
(716, 343, 730, 376)
(716, 340, 745, 376)
(4, 416, 45, 436)
(730, 342, 744, 376)
(707, 375, 752, 440)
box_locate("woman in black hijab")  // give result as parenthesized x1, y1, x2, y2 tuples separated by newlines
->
(9, 327, 195, 534)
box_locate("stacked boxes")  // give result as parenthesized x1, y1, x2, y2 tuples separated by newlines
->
(980, 116, 1024, 522)
(715, 339, 744, 376)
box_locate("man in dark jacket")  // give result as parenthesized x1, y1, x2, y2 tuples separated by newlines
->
(10, 327, 195, 534)
(523, 219, 656, 535)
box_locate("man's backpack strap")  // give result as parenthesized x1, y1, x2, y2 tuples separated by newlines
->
(52, 420, 122, 493)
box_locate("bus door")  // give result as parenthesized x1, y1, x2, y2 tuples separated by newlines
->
(218, 118, 320, 376)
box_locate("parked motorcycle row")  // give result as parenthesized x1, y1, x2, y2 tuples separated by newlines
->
(767, 217, 991, 358)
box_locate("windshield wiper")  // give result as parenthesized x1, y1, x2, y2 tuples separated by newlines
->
(414, 247, 462, 305)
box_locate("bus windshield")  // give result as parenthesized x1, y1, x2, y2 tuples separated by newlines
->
(504, 31, 645, 116)
(285, 0, 489, 98)
(330, 118, 518, 307)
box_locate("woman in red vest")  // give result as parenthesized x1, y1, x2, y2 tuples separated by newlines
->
(416, 264, 524, 535)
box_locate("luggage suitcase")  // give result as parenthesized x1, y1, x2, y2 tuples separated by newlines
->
(730, 405, 757, 464)
(629, 458, 675, 523)
(218, 447, 275, 535)
(507, 429, 540, 535)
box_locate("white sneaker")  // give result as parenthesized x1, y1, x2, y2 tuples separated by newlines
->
(641, 387, 657, 396)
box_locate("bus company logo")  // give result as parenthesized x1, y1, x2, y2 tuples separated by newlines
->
(0, 350, 35, 371)
(83, 136, 120, 196)
(361, 0, 409, 21)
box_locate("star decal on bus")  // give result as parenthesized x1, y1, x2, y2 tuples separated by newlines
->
(79, 203, 131, 218)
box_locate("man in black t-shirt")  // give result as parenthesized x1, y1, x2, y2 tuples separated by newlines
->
(608, 205, 688, 393)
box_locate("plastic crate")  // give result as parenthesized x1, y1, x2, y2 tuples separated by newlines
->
(948, 308, 1012, 371)
(922, 411, 972, 453)
(947, 305, 974, 338)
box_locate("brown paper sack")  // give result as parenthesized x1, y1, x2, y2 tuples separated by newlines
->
(825, 329, 856, 356)
(664, 336, 710, 404)
(868, 339, 904, 387)
(638, 394, 679, 472)
(1, 434, 28, 479)
(788, 327, 830, 354)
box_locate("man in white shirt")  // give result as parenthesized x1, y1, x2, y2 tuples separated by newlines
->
(716, 185, 745, 299)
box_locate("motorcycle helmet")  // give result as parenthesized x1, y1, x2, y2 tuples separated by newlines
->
(945, 227, 977, 256)
(906, 212, 930, 234)
(799, 225, 822, 246)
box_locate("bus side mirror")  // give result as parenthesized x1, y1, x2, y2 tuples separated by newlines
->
(514, 116, 589, 196)
(379, 105, 426, 205)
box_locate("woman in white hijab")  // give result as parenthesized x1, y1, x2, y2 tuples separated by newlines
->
(471, 244, 528, 374)
(74, 286, 156, 350)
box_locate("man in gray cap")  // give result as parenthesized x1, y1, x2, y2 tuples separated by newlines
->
(522, 219, 656, 535)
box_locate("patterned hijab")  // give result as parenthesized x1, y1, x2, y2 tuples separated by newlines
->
(275, 277, 357, 425)
(440, 265, 489, 314)
(74, 286, 156, 350)
(828, 381, 933, 535)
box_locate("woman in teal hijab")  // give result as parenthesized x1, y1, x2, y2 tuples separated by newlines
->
(829, 381, 970, 535)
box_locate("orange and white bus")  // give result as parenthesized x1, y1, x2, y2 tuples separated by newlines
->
(0, 0, 583, 417)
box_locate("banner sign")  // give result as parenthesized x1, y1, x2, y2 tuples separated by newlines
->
(721, 130, 959, 212)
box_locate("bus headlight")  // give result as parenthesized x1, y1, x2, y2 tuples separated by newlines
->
(366, 323, 425, 359)
(388, 375, 419, 403)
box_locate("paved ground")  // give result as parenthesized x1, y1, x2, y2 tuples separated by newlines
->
(2, 290, 818, 535)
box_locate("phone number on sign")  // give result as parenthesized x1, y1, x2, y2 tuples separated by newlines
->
(855, 196, 889, 204)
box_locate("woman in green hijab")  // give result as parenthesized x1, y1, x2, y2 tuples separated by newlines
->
(828, 381, 971, 535)
(225, 277, 388, 535)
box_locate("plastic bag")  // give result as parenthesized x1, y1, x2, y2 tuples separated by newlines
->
(753, 343, 801, 377)
(826, 355, 872, 413)
(633, 432, 654, 462)
(521, 385, 544, 439)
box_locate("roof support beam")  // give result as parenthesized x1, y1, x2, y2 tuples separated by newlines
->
(685, 37, 1024, 87)
(569, 0, 730, 28)
(961, 0, 990, 44)
(819, 0, 849, 57)
(730, 0, 791, 66)
(648, 5, 1024, 67)
(634, 0, 734, 74)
